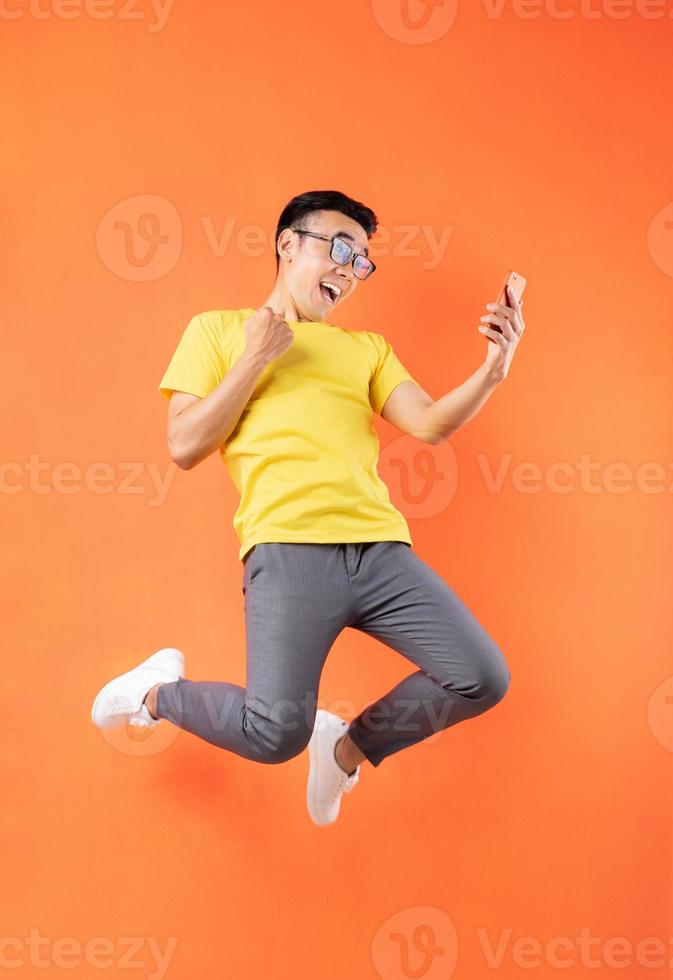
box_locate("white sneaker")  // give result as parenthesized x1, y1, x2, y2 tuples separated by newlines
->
(91, 647, 185, 731)
(306, 709, 361, 826)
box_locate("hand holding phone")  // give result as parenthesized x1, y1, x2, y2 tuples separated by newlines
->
(478, 270, 528, 380)
(492, 270, 526, 335)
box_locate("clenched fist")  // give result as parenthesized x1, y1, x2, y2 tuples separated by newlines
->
(243, 307, 294, 367)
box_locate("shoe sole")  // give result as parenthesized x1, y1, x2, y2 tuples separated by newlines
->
(91, 647, 185, 727)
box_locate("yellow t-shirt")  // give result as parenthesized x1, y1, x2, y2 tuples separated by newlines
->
(158, 308, 418, 562)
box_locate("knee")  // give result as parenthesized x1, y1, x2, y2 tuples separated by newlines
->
(446, 656, 511, 709)
(247, 718, 312, 765)
(487, 665, 511, 705)
(475, 660, 511, 708)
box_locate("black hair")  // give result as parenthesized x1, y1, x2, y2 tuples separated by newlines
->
(273, 190, 378, 272)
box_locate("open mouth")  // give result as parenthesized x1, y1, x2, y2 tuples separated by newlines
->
(319, 281, 341, 305)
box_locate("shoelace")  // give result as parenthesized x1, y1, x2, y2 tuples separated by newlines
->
(129, 712, 158, 729)
(108, 701, 137, 715)
(107, 699, 158, 729)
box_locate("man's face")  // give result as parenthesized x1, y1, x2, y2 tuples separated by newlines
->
(278, 210, 370, 322)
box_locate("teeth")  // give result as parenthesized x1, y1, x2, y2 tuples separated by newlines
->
(320, 281, 341, 299)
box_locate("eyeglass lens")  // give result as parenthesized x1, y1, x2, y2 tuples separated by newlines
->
(331, 237, 373, 279)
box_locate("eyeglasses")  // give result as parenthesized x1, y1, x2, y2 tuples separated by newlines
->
(290, 229, 376, 280)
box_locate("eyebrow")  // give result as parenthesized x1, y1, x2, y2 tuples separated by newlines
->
(335, 230, 369, 257)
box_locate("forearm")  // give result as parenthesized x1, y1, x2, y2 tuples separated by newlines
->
(169, 349, 268, 469)
(424, 363, 504, 443)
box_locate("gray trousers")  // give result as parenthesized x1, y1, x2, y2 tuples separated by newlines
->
(156, 542, 511, 767)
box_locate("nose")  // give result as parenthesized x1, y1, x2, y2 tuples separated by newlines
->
(334, 266, 353, 287)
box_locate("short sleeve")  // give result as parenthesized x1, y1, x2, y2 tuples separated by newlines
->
(158, 312, 229, 400)
(368, 332, 418, 415)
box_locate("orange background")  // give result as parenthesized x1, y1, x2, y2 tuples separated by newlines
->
(2, 2, 672, 978)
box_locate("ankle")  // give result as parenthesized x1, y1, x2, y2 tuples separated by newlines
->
(143, 684, 162, 720)
(334, 733, 358, 776)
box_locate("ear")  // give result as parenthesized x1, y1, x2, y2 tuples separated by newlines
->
(277, 227, 296, 264)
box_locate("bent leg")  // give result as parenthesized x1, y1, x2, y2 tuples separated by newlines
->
(345, 543, 511, 767)
(156, 544, 353, 764)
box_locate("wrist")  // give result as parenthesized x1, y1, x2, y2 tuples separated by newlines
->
(482, 361, 506, 386)
(241, 347, 270, 373)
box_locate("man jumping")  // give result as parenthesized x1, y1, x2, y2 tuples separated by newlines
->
(91, 189, 526, 826)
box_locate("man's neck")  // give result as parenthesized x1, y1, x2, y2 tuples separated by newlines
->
(258, 284, 321, 323)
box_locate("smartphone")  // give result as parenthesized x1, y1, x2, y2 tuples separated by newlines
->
(491, 270, 526, 335)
